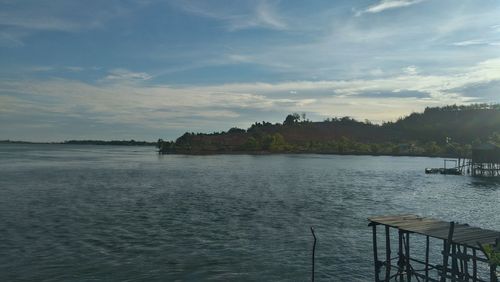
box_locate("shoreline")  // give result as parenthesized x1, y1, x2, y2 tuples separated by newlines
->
(159, 150, 458, 159)
(0, 141, 156, 146)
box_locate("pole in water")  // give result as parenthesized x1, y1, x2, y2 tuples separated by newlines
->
(310, 227, 317, 282)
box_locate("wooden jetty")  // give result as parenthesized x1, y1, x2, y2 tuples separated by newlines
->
(426, 143, 500, 177)
(369, 215, 499, 282)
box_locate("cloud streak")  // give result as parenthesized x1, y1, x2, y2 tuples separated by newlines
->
(358, 0, 425, 15)
(175, 0, 287, 31)
(104, 69, 152, 81)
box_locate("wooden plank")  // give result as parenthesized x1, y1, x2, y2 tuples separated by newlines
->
(369, 216, 421, 225)
(372, 219, 425, 229)
(397, 220, 449, 229)
(368, 215, 500, 250)
(454, 232, 500, 244)
(406, 223, 462, 236)
(369, 214, 419, 221)
(397, 221, 451, 231)
(461, 235, 500, 248)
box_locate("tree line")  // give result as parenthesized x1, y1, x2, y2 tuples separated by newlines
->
(158, 103, 500, 157)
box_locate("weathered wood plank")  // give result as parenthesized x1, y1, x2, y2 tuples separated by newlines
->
(368, 215, 500, 250)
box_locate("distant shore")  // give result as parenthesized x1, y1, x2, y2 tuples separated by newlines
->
(160, 149, 460, 159)
(0, 140, 156, 146)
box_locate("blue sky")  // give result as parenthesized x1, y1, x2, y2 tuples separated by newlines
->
(1, 0, 499, 141)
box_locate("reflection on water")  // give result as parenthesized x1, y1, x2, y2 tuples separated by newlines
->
(468, 176, 500, 188)
(0, 144, 499, 281)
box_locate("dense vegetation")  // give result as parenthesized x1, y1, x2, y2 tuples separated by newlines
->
(159, 104, 500, 157)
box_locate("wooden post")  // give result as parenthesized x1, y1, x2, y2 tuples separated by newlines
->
(310, 227, 316, 282)
(386, 226, 391, 282)
(492, 238, 498, 282)
(399, 230, 404, 282)
(463, 246, 469, 281)
(425, 236, 430, 282)
(441, 222, 455, 282)
(406, 233, 411, 282)
(373, 224, 381, 282)
(451, 243, 457, 282)
(472, 249, 477, 282)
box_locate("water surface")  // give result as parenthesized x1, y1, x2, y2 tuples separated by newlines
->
(0, 144, 499, 281)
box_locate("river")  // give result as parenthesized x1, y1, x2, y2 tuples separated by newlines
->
(0, 144, 498, 281)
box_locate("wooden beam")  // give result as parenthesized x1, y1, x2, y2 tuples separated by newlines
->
(373, 224, 381, 282)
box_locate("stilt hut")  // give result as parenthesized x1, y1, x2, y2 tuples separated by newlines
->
(471, 143, 500, 177)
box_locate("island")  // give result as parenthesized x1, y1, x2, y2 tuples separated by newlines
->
(158, 104, 500, 157)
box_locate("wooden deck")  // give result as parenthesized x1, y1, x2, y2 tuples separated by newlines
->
(368, 214, 499, 282)
(369, 214, 500, 250)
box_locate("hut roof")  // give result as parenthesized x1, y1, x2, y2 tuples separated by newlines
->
(472, 142, 500, 150)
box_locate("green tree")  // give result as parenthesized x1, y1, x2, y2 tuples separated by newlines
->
(242, 137, 260, 151)
(269, 133, 287, 151)
(424, 141, 441, 155)
(283, 113, 300, 125)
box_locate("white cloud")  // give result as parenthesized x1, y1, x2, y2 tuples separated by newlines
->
(65, 66, 84, 72)
(452, 39, 500, 47)
(0, 1, 142, 46)
(0, 14, 97, 32)
(0, 31, 25, 47)
(403, 66, 418, 75)
(2, 57, 499, 131)
(175, 0, 287, 31)
(357, 0, 425, 16)
(252, 1, 287, 30)
(452, 39, 487, 46)
(104, 69, 152, 81)
(491, 25, 500, 32)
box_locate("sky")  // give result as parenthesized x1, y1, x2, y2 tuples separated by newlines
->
(1, 0, 499, 142)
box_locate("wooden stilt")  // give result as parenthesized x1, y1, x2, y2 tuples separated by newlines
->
(451, 243, 457, 282)
(425, 236, 430, 282)
(406, 233, 411, 282)
(441, 222, 455, 282)
(472, 249, 477, 282)
(491, 264, 498, 282)
(386, 226, 391, 282)
(488, 238, 498, 282)
(399, 230, 404, 282)
(373, 224, 381, 282)
(368, 215, 500, 282)
(463, 246, 469, 281)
